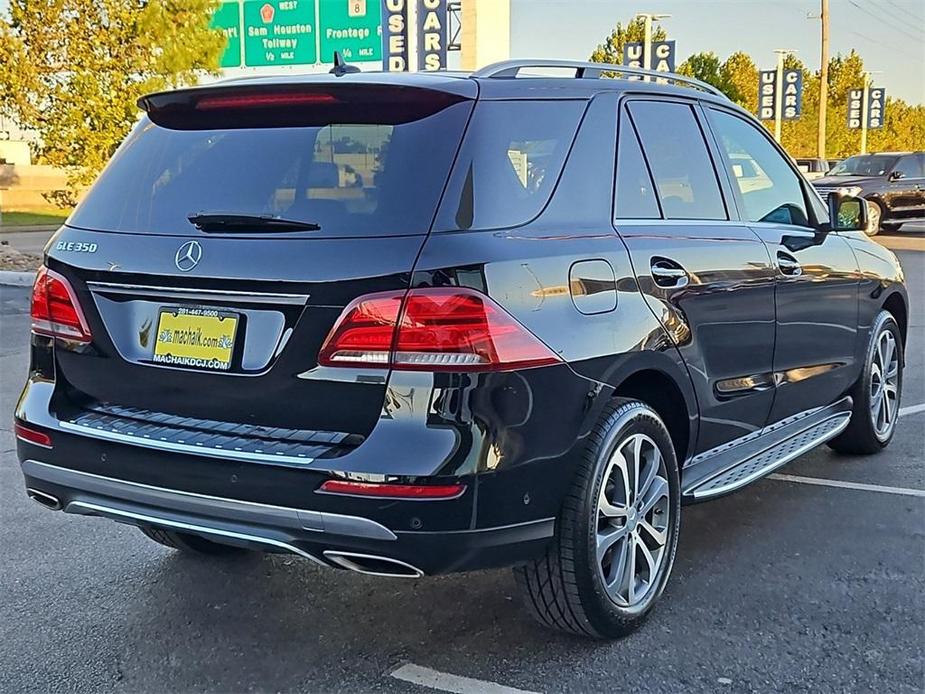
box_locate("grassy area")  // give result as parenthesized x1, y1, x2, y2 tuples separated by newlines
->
(0, 209, 70, 227)
(0, 210, 70, 228)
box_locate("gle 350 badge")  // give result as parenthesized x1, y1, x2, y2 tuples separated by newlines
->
(54, 241, 98, 253)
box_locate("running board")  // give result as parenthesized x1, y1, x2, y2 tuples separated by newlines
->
(682, 398, 853, 500)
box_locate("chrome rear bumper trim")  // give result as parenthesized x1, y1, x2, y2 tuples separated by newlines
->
(21, 460, 396, 541)
(58, 420, 318, 466)
(66, 500, 327, 564)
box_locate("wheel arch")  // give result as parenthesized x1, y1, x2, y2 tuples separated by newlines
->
(609, 359, 697, 466)
(882, 291, 908, 348)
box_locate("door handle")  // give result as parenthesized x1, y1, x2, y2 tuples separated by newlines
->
(777, 251, 803, 276)
(651, 259, 689, 288)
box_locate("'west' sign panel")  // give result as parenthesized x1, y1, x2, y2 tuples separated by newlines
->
(243, 0, 317, 67)
(417, 0, 447, 71)
(757, 69, 803, 121)
(381, 0, 409, 71)
(622, 41, 676, 73)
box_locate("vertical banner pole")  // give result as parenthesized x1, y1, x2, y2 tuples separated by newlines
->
(643, 15, 653, 81)
(860, 77, 870, 155)
(774, 52, 784, 143)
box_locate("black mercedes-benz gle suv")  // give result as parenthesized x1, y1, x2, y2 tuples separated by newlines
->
(15, 60, 907, 639)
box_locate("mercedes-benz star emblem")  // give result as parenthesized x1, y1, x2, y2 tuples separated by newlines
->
(174, 240, 202, 272)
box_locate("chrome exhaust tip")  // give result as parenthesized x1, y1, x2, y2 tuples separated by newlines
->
(323, 550, 424, 578)
(26, 488, 62, 511)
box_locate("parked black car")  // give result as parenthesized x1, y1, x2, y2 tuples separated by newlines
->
(15, 61, 908, 639)
(814, 151, 925, 235)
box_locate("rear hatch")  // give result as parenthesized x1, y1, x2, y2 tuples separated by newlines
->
(47, 78, 475, 449)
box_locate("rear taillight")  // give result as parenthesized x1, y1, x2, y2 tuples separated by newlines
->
(30, 265, 92, 344)
(317, 288, 560, 372)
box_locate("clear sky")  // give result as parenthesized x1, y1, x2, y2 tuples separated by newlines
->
(1, 0, 922, 103)
(510, 0, 925, 104)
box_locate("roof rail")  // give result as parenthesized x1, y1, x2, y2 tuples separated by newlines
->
(472, 59, 729, 100)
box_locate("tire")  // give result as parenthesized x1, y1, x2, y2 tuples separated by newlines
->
(514, 399, 681, 639)
(864, 199, 884, 236)
(140, 525, 252, 556)
(828, 311, 903, 454)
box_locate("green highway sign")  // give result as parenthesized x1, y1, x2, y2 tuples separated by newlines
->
(212, 2, 242, 68)
(243, 0, 317, 67)
(318, 0, 382, 63)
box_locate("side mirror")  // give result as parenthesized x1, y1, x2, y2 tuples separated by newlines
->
(827, 193, 868, 233)
(888, 170, 905, 182)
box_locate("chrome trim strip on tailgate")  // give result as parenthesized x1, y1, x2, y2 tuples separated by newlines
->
(21, 460, 397, 541)
(86, 281, 309, 306)
(59, 419, 319, 466)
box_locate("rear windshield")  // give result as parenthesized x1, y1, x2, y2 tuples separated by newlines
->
(69, 101, 473, 237)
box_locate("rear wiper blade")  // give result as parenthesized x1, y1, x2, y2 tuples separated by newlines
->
(187, 212, 321, 232)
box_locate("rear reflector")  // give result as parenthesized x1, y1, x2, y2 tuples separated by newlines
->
(30, 266, 92, 344)
(14, 422, 53, 448)
(318, 480, 465, 499)
(317, 288, 560, 372)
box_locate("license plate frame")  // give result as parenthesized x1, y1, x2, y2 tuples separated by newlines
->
(152, 306, 240, 372)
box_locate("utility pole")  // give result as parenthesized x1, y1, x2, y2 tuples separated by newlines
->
(817, 0, 829, 159)
(635, 12, 671, 81)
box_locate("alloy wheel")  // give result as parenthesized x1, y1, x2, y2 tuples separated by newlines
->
(866, 200, 882, 235)
(869, 328, 899, 440)
(596, 433, 671, 608)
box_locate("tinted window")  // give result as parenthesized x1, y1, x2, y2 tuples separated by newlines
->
(709, 109, 809, 227)
(628, 101, 726, 220)
(615, 112, 660, 218)
(828, 154, 898, 177)
(69, 102, 473, 237)
(435, 100, 585, 231)
(893, 155, 924, 179)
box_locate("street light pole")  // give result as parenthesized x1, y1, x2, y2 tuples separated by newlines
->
(772, 49, 794, 143)
(635, 12, 671, 81)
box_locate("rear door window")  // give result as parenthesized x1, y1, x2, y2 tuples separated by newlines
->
(68, 98, 473, 237)
(628, 101, 727, 221)
(435, 100, 586, 231)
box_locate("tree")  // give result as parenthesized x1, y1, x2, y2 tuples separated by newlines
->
(589, 17, 668, 65)
(677, 51, 722, 89)
(0, 0, 225, 205)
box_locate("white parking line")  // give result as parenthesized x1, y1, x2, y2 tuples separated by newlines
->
(899, 402, 925, 417)
(768, 473, 925, 498)
(390, 663, 540, 694)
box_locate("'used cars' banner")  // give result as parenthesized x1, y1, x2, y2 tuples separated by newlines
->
(381, 0, 409, 71)
(417, 0, 447, 71)
(758, 69, 802, 121)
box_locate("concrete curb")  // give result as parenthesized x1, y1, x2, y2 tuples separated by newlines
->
(0, 270, 36, 287)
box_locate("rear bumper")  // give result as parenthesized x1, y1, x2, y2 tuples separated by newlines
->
(20, 459, 554, 576)
(15, 363, 608, 575)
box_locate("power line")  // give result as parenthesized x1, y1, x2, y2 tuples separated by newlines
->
(881, 0, 925, 24)
(846, 0, 923, 43)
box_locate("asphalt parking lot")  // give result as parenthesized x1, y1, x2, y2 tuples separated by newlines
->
(0, 247, 922, 693)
